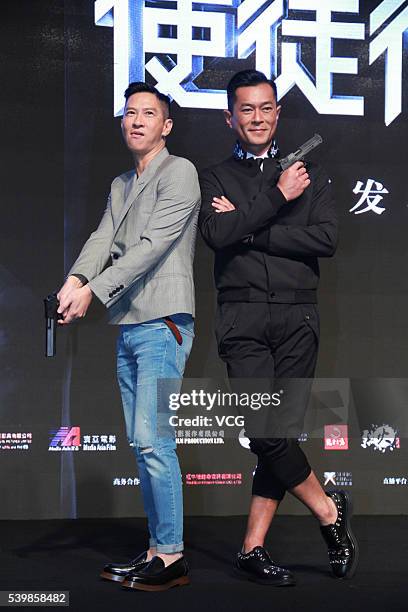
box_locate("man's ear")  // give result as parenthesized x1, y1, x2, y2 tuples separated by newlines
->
(276, 105, 282, 122)
(162, 118, 173, 138)
(223, 109, 233, 129)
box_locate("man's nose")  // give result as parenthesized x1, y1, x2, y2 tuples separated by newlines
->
(252, 109, 263, 123)
(132, 113, 144, 126)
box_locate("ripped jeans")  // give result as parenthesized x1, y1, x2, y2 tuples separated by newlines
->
(116, 314, 194, 553)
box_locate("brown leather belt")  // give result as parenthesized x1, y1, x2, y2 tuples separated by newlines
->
(164, 317, 183, 345)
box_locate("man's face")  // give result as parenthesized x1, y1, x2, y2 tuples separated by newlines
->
(224, 83, 281, 155)
(121, 92, 173, 156)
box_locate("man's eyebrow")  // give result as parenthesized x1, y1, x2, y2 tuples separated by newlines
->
(125, 106, 158, 111)
(240, 101, 275, 107)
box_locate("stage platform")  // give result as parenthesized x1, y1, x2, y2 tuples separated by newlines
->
(1, 516, 407, 611)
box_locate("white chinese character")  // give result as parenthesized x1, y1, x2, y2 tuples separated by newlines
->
(275, 0, 365, 115)
(369, 0, 408, 126)
(144, 0, 233, 109)
(96, 0, 233, 114)
(237, 0, 284, 79)
(350, 179, 388, 215)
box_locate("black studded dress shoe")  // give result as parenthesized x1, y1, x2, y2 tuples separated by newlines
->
(320, 490, 359, 579)
(122, 556, 189, 592)
(234, 546, 295, 586)
(100, 551, 148, 582)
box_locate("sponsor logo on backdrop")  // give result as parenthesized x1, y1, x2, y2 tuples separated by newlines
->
(324, 425, 349, 450)
(361, 424, 400, 453)
(383, 476, 407, 486)
(49, 427, 81, 451)
(0, 432, 32, 451)
(176, 429, 224, 445)
(324, 471, 353, 487)
(82, 434, 117, 451)
(113, 477, 141, 486)
(238, 429, 307, 450)
(49, 427, 117, 452)
(238, 428, 251, 450)
(185, 473, 242, 486)
(96, 0, 408, 126)
(350, 179, 389, 215)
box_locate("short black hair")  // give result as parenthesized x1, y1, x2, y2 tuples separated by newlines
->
(124, 82, 171, 118)
(227, 70, 277, 112)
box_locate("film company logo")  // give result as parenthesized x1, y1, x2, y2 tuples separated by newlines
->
(324, 425, 349, 450)
(82, 434, 117, 452)
(383, 476, 407, 486)
(48, 428, 117, 451)
(0, 432, 33, 451)
(361, 424, 400, 453)
(176, 429, 224, 445)
(113, 477, 140, 486)
(49, 427, 81, 451)
(185, 473, 242, 486)
(324, 471, 353, 487)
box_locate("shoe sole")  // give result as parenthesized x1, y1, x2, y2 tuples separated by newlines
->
(233, 567, 296, 587)
(121, 575, 190, 591)
(334, 490, 360, 580)
(100, 571, 126, 583)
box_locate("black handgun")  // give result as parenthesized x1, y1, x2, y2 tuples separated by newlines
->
(44, 292, 63, 357)
(278, 133, 323, 171)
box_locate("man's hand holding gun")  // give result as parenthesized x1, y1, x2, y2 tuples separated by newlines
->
(56, 276, 93, 325)
(211, 134, 322, 213)
(44, 276, 93, 357)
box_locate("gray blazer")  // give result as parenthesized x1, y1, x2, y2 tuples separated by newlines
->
(69, 148, 201, 324)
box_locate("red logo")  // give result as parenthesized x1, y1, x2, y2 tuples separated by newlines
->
(324, 425, 348, 450)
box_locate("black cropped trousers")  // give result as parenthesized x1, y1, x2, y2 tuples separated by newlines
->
(215, 301, 319, 501)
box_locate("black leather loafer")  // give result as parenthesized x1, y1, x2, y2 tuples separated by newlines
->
(234, 546, 295, 586)
(122, 556, 189, 591)
(320, 490, 359, 579)
(100, 551, 148, 582)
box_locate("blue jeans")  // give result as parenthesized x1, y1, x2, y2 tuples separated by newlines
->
(116, 314, 194, 553)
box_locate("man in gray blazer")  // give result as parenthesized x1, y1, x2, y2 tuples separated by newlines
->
(57, 82, 200, 591)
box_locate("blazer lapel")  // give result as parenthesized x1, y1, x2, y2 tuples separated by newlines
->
(113, 147, 170, 237)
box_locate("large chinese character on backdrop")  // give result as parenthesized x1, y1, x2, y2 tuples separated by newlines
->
(95, 0, 408, 124)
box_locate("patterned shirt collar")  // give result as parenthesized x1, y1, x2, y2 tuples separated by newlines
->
(233, 140, 280, 160)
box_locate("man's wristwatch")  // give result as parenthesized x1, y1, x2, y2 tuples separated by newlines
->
(69, 274, 89, 286)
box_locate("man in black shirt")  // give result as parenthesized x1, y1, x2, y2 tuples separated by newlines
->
(199, 70, 358, 584)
